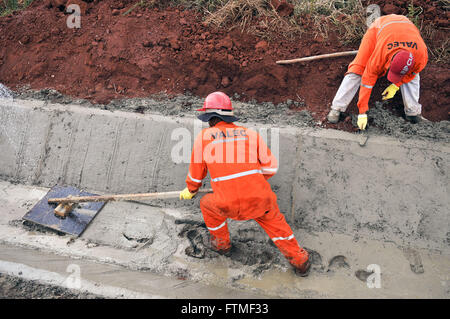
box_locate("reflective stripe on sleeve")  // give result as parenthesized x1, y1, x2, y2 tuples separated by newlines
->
(211, 169, 263, 182)
(207, 221, 227, 231)
(188, 172, 202, 184)
(211, 137, 248, 144)
(361, 83, 373, 89)
(272, 234, 295, 242)
(261, 167, 278, 173)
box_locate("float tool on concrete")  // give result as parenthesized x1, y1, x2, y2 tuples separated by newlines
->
(23, 186, 107, 237)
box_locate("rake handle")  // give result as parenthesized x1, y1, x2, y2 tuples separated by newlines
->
(48, 188, 213, 204)
(276, 50, 358, 64)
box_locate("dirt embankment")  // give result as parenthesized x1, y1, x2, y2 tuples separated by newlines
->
(0, 0, 448, 132)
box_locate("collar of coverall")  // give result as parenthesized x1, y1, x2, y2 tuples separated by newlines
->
(197, 112, 239, 123)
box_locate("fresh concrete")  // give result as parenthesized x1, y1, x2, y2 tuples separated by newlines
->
(1, 97, 449, 252)
(0, 181, 449, 298)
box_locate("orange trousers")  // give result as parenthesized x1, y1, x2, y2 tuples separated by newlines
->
(200, 194, 309, 268)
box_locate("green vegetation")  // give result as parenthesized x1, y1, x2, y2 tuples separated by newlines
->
(406, 0, 423, 28)
(1, 0, 33, 17)
(293, 0, 366, 44)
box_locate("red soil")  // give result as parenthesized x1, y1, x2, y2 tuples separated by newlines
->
(0, 0, 448, 131)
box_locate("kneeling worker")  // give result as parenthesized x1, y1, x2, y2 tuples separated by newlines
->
(180, 91, 311, 276)
(327, 14, 428, 129)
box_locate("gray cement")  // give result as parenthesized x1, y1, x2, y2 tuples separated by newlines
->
(0, 97, 449, 253)
(12, 87, 450, 142)
(0, 181, 449, 298)
(0, 84, 12, 99)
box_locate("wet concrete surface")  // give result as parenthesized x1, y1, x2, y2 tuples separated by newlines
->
(1, 98, 449, 252)
(0, 181, 449, 298)
(0, 94, 449, 298)
(11, 88, 450, 142)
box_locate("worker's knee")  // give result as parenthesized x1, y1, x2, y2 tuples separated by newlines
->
(199, 193, 214, 210)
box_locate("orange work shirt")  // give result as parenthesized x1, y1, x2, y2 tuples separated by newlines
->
(185, 121, 278, 220)
(348, 14, 428, 114)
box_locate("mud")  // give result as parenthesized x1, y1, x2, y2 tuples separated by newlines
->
(355, 269, 374, 282)
(403, 248, 425, 274)
(176, 219, 285, 274)
(327, 255, 350, 272)
(1, 179, 449, 298)
(0, 273, 102, 299)
(304, 248, 325, 273)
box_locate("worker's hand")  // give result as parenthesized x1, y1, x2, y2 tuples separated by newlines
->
(357, 114, 368, 130)
(382, 84, 399, 100)
(179, 187, 197, 200)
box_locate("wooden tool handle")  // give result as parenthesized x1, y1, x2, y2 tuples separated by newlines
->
(48, 188, 213, 204)
(276, 50, 358, 64)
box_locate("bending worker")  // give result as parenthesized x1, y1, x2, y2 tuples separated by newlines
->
(327, 14, 428, 129)
(179, 91, 311, 277)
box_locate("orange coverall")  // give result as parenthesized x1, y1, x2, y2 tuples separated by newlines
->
(349, 14, 428, 114)
(185, 121, 308, 268)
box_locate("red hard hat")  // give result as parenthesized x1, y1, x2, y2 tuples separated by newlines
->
(197, 92, 233, 112)
(196, 92, 238, 123)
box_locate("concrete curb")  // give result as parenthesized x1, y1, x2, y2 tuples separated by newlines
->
(1, 98, 449, 252)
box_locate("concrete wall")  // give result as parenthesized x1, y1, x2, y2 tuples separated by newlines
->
(1, 98, 449, 251)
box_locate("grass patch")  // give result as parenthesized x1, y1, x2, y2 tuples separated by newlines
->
(406, 0, 423, 28)
(180, 0, 448, 64)
(1, 0, 33, 17)
(181, 0, 368, 43)
(203, 0, 297, 38)
(293, 0, 366, 44)
(421, 22, 450, 65)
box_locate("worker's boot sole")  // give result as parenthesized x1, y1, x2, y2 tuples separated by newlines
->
(327, 110, 341, 124)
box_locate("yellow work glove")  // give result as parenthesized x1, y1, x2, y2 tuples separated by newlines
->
(179, 187, 197, 200)
(382, 84, 399, 100)
(357, 114, 368, 130)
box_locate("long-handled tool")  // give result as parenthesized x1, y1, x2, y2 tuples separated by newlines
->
(276, 50, 358, 65)
(23, 185, 213, 237)
(48, 188, 213, 218)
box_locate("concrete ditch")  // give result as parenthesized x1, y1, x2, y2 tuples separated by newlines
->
(0, 97, 449, 298)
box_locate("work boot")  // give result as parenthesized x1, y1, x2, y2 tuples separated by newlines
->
(210, 236, 232, 257)
(294, 259, 311, 277)
(294, 258, 311, 277)
(405, 115, 421, 124)
(327, 109, 341, 124)
(211, 245, 232, 257)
